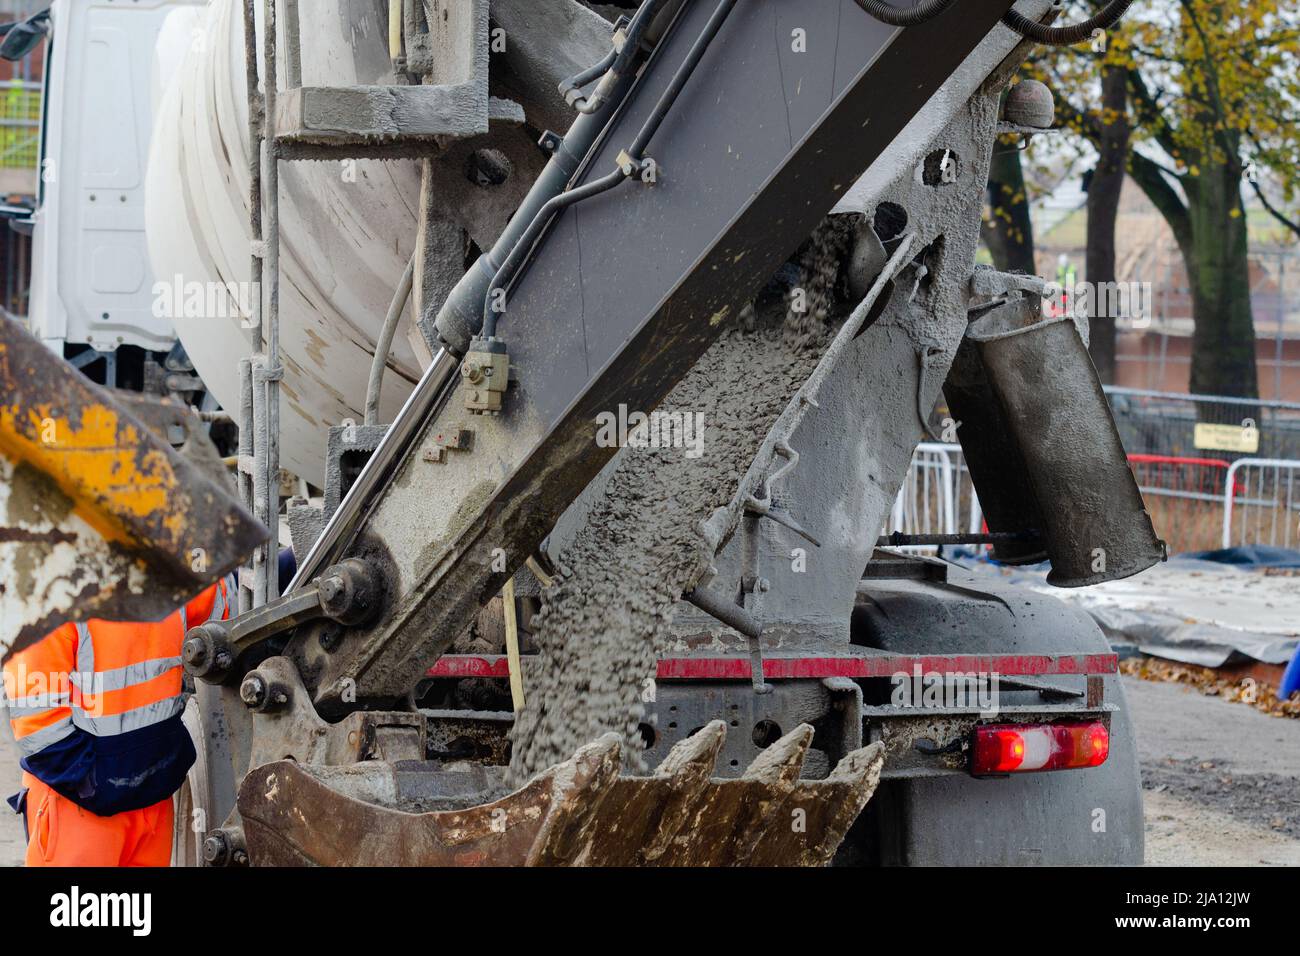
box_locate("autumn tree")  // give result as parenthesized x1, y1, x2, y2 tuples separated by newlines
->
(1034, 0, 1300, 402)
(982, 137, 1039, 276)
(1083, 61, 1129, 383)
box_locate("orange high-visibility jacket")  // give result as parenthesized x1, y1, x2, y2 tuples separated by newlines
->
(4, 577, 233, 816)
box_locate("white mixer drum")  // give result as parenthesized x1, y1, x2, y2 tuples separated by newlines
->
(146, 0, 423, 482)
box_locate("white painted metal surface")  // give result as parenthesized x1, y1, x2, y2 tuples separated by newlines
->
(28, 0, 205, 355)
(145, 0, 424, 481)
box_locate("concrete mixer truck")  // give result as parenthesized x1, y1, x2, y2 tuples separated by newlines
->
(19, 0, 1153, 866)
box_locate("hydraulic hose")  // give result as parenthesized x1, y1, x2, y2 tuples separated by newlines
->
(854, 0, 1134, 46)
(483, 0, 739, 340)
(563, 0, 670, 115)
(628, 0, 740, 159)
(481, 170, 626, 339)
(851, 0, 959, 27)
(558, 47, 618, 105)
(365, 252, 415, 426)
(612, 0, 671, 73)
(1001, 0, 1134, 46)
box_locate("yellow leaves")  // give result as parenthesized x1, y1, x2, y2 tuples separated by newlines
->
(1120, 657, 1300, 719)
(1029, 0, 1300, 219)
(1097, 106, 1129, 128)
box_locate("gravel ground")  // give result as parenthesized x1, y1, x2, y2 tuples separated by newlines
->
(1125, 675, 1300, 866)
(1143, 789, 1300, 866)
(1143, 759, 1300, 839)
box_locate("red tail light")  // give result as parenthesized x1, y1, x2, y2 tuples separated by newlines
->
(971, 721, 1109, 776)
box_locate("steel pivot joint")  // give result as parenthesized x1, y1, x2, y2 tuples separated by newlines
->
(183, 557, 382, 684)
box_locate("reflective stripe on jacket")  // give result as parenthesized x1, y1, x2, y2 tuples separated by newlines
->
(4, 577, 232, 758)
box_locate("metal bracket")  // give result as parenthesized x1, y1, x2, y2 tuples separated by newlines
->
(183, 557, 381, 683)
(461, 337, 510, 415)
(682, 587, 772, 695)
(422, 426, 475, 464)
(744, 441, 821, 547)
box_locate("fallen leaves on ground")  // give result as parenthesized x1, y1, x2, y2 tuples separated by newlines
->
(1120, 656, 1300, 719)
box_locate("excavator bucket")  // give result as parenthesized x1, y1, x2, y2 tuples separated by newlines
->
(0, 315, 267, 660)
(238, 722, 884, 867)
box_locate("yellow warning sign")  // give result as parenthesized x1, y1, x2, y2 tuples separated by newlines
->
(1193, 422, 1259, 454)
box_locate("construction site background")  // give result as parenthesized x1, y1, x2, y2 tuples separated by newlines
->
(1035, 176, 1300, 403)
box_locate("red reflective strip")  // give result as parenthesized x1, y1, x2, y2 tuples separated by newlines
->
(656, 654, 1118, 679)
(427, 653, 1118, 680)
(1126, 454, 1228, 469)
(429, 656, 512, 678)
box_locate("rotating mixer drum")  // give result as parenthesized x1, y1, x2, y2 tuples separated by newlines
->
(147, 0, 427, 482)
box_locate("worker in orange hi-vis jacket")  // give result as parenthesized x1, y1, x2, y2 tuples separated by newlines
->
(1, 576, 233, 867)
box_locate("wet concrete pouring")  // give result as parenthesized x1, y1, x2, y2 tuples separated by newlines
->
(507, 216, 861, 784)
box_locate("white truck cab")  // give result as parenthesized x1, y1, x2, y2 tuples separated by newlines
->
(27, 0, 202, 375)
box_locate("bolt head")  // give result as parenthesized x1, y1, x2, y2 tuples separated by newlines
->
(182, 636, 207, 666)
(202, 832, 228, 865)
(240, 674, 268, 709)
(319, 575, 342, 601)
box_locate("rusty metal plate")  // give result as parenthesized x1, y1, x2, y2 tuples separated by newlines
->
(238, 721, 884, 867)
(0, 316, 268, 660)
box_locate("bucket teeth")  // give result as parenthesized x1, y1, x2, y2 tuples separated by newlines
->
(744, 740, 886, 867)
(740, 723, 813, 786)
(656, 719, 726, 781)
(828, 742, 886, 784)
(237, 723, 885, 867)
(523, 732, 624, 866)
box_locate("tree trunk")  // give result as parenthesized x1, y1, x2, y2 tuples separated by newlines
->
(1085, 65, 1128, 385)
(982, 143, 1037, 274)
(1185, 164, 1258, 410)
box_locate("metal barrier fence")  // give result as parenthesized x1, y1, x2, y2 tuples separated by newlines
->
(1104, 386, 1300, 462)
(0, 80, 40, 169)
(885, 443, 978, 552)
(1222, 459, 1300, 550)
(887, 442, 1300, 556)
(889, 388, 1300, 554)
(1104, 387, 1300, 551)
(1127, 454, 1231, 554)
